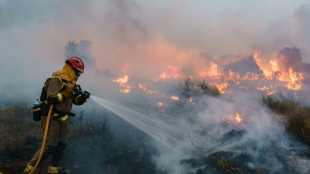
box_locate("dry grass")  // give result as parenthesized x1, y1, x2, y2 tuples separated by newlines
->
(263, 95, 310, 145)
(0, 104, 41, 162)
(69, 111, 111, 140)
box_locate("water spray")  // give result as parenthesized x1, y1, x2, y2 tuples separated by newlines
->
(90, 95, 193, 148)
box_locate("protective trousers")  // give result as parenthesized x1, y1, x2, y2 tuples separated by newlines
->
(29, 116, 69, 167)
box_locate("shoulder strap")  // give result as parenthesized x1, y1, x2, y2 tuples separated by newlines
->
(40, 75, 67, 102)
(50, 75, 65, 90)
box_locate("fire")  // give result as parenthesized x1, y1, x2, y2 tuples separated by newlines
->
(120, 88, 131, 94)
(112, 75, 128, 85)
(112, 49, 307, 97)
(257, 86, 268, 91)
(158, 102, 164, 107)
(267, 90, 277, 95)
(138, 83, 157, 94)
(222, 113, 243, 124)
(270, 60, 278, 72)
(225, 69, 240, 81)
(286, 68, 304, 90)
(188, 97, 195, 104)
(171, 96, 179, 101)
(188, 97, 193, 102)
(251, 51, 305, 90)
(256, 85, 278, 95)
(253, 51, 274, 79)
(112, 75, 132, 94)
(211, 82, 229, 94)
(159, 65, 184, 80)
(235, 113, 242, 123)
(199, 62, 222, 79)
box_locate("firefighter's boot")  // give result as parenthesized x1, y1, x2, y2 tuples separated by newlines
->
(24, 164, 39, 174)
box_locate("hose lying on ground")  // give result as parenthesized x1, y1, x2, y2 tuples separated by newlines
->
(29, 104, 54, 174)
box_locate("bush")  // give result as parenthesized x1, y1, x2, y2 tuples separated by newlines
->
(0, 104, 41, 162)
(263, 95, 310, 145)
(182, 78, 220, 97)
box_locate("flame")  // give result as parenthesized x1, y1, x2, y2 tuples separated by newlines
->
(270, 59, 278, 72)
(188, 97, 193, 102)
(158, 102, 164, 107)
(257, 85, 278, 95)
(222, 113, 243, 124)
(257, 86, 268, 91)
(253, 51, 273, 79)
(235, 113, 243, 123)
(159, 65, 183, 80)
(286, 68, 304, 90)
(249, 51, 305, 91)
(112, 75, 132, 93)
(211, 82, 229, 94)
(225, 69, 240, 81)
(112, 50, 307, 96)
(120, 88, 131, 94)
(138, 83, 157, 94)
(199, 62, 223, 79)
(267, 90, 277, 95)
(188, 97, 195, 104)
(112, 75, 128, 85)
(171, 96, 179, 101)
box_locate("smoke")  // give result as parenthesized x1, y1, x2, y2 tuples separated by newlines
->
(64, 40, 94, 65)
(224, 56, 263, 76)
(2, 0, 310, 93)
(2, 0, 310, 173)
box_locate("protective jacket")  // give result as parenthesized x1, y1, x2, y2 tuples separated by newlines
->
(40, 64, 84, 120)
(28, 63, 85, 169)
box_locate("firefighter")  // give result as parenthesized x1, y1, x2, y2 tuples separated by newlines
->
(24, 57, 89, 174)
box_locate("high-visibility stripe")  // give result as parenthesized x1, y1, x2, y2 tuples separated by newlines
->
(57, 93, 63, 102)
(60, 115, 69, 121)
(53, 113, 69, 121)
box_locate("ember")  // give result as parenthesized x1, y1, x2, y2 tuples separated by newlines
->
(171, 96, 179, 101)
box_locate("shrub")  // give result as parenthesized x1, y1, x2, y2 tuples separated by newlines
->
(263, 95, 310, 145)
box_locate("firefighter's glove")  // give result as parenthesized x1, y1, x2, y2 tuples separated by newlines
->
(61, 83, 74, 99)
(76, 95, 87, 105)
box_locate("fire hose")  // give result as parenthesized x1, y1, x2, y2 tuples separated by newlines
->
(29, 104, 54, 174)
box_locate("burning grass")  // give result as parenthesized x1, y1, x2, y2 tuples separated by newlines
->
(263, 95, 310, 145)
